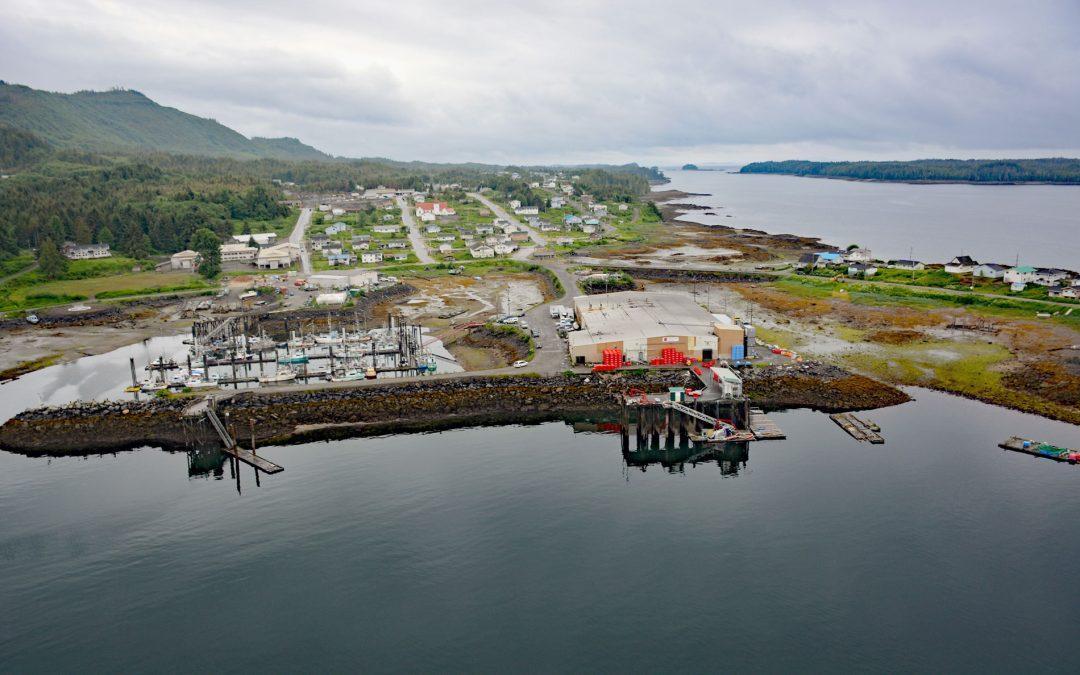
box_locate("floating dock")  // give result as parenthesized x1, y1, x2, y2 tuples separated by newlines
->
(748, 408, 786, 440)
(830, 413, 884, 444)
(222, 445, 284, 473)
(999, 436, 1079, 463)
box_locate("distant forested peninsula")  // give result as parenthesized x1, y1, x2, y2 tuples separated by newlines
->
(739, 159, 1080, 184)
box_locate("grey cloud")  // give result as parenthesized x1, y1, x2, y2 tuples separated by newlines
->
(1, 0, 1078, 163)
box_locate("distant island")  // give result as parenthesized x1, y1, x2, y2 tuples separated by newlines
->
(739, 159, 1080, 184)
(682, 163, 700, 170)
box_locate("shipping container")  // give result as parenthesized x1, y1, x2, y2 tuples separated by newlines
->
(731, 344, 745, 360)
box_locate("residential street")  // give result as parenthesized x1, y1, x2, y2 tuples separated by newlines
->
(288, 207, 313, 275)
(469, 192, 547, 248)
(398, 195, 434, 264)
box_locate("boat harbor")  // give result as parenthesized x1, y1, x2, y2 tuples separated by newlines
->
(128, 312, 460, 395)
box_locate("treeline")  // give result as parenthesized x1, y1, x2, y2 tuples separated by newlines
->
(572, 168, 651, 201)
(0, 124, 51, 169)
(0, 158, 289, 259)
(739, 159, 1080, 183)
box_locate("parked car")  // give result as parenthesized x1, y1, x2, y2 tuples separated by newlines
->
(25, 314, 39, 325)
(512, 360, 529, 368)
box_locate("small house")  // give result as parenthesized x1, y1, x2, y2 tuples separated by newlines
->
(973, 263, 1009, 279)
(847, 262, 878, 277)
(887, 259, 925, 271)
(944, 256, 978, 274)
(469, 245, 495, 259)
(844, 248, 873, 263)
(1003, 266, 1037, 284)
(361, 252, 384, 264)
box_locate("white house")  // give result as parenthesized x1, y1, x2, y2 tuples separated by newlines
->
(944, 256, 978, 274)
(220, 243, 257, 262)
(469, 245, 495, 259)
(438, 243, 453, 254)
(550, 196, 566, 208)
(170, 249, 199, 270)
(1003, 266, 1038, 284)
(514, 205, 539, 216)
(591, 204, 608, 215)
(973, 263, 1009, 279)
(331, 207, 345, 217)
(325, 222, 349, 236)
(1034, 268, 1070, 286)
(1049, 287, 1078, 299)
(844, 248, 873, 263)
(415, 201, 455, 218)
(425, 224, 442, 234)
(361, 252, 384, 264)
(887, 259, 925, 271)
(494, 243, 517, 255)
(847, 262, 879, 277)
(373, 224, 400, 234)
(509, 199, 522, 209)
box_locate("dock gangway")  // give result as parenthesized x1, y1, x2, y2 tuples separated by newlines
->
(204, 407, 284, 474)
(661, 400, 721, 427)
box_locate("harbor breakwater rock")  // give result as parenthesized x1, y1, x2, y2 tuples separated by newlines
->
(0, 364, 909, 454)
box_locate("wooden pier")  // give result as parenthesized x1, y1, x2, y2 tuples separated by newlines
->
(829, 413, 884, 444)
(748, 408, 786, 440)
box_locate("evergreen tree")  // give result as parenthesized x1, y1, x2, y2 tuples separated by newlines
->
(189, 227, 221, 278)
(38, 238, 68, 279)
(97, 226, 114, 247)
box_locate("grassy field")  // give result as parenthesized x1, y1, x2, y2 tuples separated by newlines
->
(7, 271, 210, 306)
(774, 277, 1080, 328)
(233, 208, 300, 238)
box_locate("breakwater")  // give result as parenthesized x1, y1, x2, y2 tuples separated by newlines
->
(0, 364, 909, 454)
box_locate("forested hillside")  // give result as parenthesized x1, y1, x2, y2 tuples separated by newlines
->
(740, 159, 1080, 183)
(0, 82, 328, 160)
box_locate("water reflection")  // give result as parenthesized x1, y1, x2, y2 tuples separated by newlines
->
(571, 420, 750, 475)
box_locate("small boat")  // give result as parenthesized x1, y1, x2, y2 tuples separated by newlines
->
(690, 425, 756, 443)
(184, 373, 219, 389)
(278, 354, 310, 365)
(330, 369, 366, 382)
(365, 366, 377, 379)
(259, 368, 297, 384)
(139, 378, 168, 392)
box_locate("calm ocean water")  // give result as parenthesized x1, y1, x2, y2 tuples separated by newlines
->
(661, 169, 1080, 269)
(2, 388, 1080, 672)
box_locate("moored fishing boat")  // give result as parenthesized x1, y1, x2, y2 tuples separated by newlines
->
(999, 436, 1080, 463)
(259, 368, 297, 384)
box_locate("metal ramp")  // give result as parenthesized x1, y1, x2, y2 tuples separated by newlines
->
(661, 400, 721, 426)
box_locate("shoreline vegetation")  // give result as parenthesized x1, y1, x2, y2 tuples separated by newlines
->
(739, 158, 1080, 184)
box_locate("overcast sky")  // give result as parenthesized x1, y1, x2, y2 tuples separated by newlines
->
(3, 0, 1079, 165)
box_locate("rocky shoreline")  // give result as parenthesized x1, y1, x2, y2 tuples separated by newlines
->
(0, 364, 909, 455)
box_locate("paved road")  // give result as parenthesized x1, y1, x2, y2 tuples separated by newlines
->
(469, 192, 547, 248)
(398, 196, 434, 264)
(288, 207, 313, 275)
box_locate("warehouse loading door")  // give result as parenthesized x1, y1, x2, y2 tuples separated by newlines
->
(703, 349, 713, 360)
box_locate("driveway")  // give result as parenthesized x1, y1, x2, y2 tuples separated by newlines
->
(398, 196, 434, 264)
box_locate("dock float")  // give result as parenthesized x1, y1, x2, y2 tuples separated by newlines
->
(222, 445, 284, 473)
(999, 436, 1079, 463)
(748, 408, 786, 440)
(829, 413, 884, 444)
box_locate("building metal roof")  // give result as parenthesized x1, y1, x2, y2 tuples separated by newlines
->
(570, 291, 718, 345)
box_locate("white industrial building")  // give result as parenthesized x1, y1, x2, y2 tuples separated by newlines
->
(306, 270, 379, 290)
(567, 291, 745, 365)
